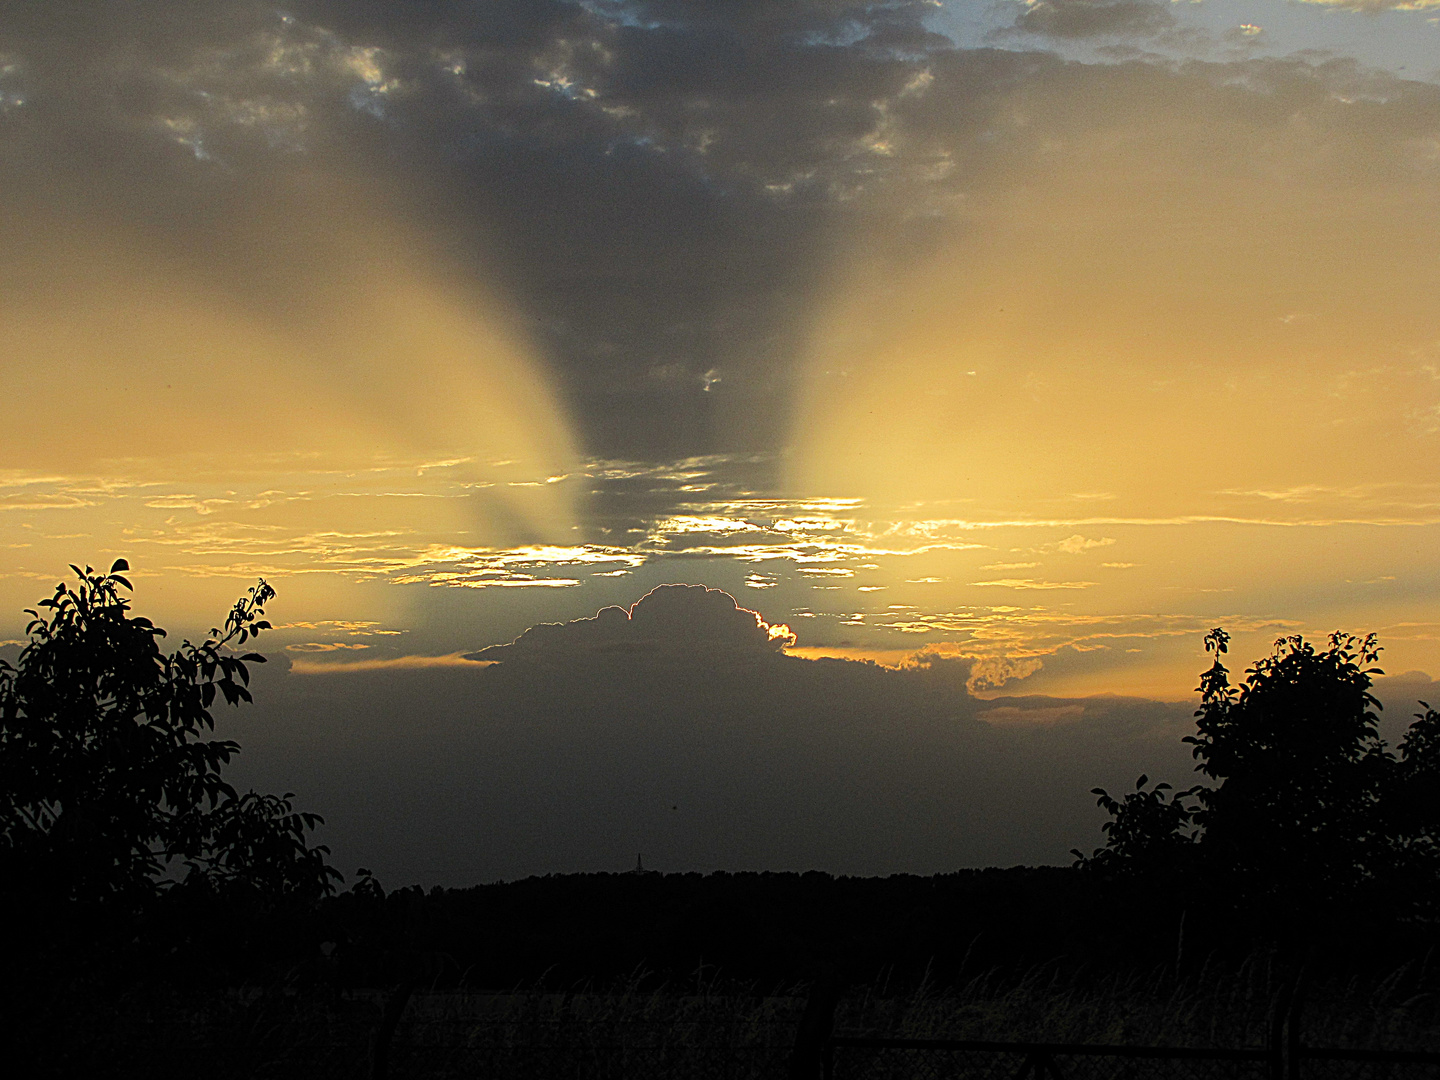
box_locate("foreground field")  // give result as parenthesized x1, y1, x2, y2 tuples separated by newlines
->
(19, 956, 1440, 1079)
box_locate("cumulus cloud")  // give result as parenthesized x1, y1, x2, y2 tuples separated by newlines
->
(899, 643, 1048, 694)
(467, 584, 796, 665)
(224, 598, 1199, 883)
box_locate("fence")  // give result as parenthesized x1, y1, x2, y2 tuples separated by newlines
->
(803, 984, 1440, 1080)
(381, 983, 1440, 1080)
(825, 1038, 1273, 1080)
(56, 983, 1440, 1079)
(823, 1038, 1440, 1080)
(315, 984, 1440, 1080)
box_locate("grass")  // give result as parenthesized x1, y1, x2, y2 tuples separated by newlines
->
(839, 953, 1440, 1050)
(15, 956, 1440, 1078)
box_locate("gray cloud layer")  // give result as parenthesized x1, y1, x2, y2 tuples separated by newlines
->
(223, 585, 1201, 883)
(1012, 0, 1175, 40)
(215, 587, 1440, 886)
(10, 0, 1434, 471)
(0, 0, 946, 458)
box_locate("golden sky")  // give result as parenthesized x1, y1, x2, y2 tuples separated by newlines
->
(2, 0, 1438, 703)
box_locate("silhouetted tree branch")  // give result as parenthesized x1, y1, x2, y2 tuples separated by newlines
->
(0, 560, 337, 912)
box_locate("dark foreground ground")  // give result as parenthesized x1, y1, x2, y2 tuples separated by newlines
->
(8, 868, 1440, 1078)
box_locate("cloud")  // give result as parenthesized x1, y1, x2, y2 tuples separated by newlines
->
(1291, 0, 1440, 10)
(971, 578, 1095, 590)
(965, 654, 1046, 692)
(6, 0, 1440, 493)
(223, 597, 1200, 883)
(1011, 0, 1176, 39)
(1374, 670, 1440, 744)
(977, 704, 1085, 727)
(289, 652, 483, 675)
(785, 50, 1440, 552)
(467, 584, 797, 665)
(0, 0, 964, 465)
(1051, 535, 1116, 554)
(2, 1, 1439, 702)
(902, 645, 1048, 694)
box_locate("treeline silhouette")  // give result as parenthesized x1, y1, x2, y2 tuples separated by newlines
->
(5, 562, 1440, 1076)
(5, 565, 1440, 965)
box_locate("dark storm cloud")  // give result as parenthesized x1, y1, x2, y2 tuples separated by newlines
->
(1375, 671, 1440, 746)
(222, 589, 1197, 884)
(0, 0, 1014, 461)
(5, 0, 1438, 494)
(341, 0, 958, 459)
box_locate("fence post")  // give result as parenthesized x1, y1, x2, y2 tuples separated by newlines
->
(1015, 1049, 1066, 1080)
(1267, 979, 1293, 1080)
(1267, 970, 1307, 1080)
(369, 981, 415, 1080)
(789, 976, 840, 1080)
(1284, 974, 1306, 1080)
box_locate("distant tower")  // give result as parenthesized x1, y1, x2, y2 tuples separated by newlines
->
(630, 853, 658, 875)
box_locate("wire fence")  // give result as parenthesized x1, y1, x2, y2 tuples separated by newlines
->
(824, 1036, 1440, 1080)
(829, 1038, 1272, 1080)
(391, 1011, 799, 1080)
(35, 985, 1440, 1080)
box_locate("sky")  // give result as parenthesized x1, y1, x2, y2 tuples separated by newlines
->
(3, 0, 1439, 880)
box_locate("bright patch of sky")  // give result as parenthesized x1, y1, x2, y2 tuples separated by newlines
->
(927, 0, 1440, 81)
(4, 0, 1439, 704)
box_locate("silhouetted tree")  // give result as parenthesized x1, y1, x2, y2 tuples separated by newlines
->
(1081, 628, 1440, 919)
(1072, 774, 1197, 877)
(0, 560, 337, 911)
(1386, 701, 1440, 914)
(1186, 628, 1391, 905)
